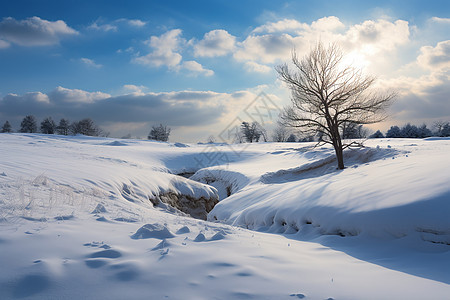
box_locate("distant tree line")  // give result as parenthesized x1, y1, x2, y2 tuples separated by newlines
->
(0, 115, 107, 137)
(268, 121, 450, 143)
(373, 122, 450, 138)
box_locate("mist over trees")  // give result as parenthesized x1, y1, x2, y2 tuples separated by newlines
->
(272, 122, 290, 142)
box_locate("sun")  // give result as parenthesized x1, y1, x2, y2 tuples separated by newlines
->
(342, 50, 371, 71)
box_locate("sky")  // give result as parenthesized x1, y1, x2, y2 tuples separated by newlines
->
(0, 0, 449, 142)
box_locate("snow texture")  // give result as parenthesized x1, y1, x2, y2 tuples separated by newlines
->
(0, 133, 449, 299)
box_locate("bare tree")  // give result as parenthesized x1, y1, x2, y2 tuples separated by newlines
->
(272, 122, 290, 142)
(276, 42, 396, 169)
(241, 121, 262, 143)
(70, 118, 103, 136)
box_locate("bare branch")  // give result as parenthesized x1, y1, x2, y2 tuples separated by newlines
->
(276, 41, 396, 169)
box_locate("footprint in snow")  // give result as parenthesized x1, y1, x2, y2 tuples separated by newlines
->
(84, 242, 121, 269)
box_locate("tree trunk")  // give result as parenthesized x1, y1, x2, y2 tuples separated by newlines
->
(335, 146, 344, 169)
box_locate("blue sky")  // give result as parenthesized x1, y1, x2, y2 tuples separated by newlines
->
(0, 0, 449, 141)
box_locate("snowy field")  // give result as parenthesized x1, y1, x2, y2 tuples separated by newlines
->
(0, 133, 449, 299)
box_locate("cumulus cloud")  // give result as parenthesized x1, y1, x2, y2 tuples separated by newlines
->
(192, 29, 236, 57)
(234, 33, 303, 64)
(344, 19, 409, 54)
(134, 29, 215, 77)
(252, 19, 305, 33)
(244, 61, 272, 73)
(388, 72, 450, 123)
(182, 61, 214, 76)
(234, 17, 409, 66)
(417, 40, 450, 71)
(80, 58, 102, 68)
(134, 29, 183, 68)
(0, 16, 78, 46)
(0, 87, 259, 138)
(252, 17, 344, 34)
(48, 86, 110, 104)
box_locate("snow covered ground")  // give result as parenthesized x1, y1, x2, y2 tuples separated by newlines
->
(0, 133, 449, 299)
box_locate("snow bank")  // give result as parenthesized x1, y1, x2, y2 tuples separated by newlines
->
(209, 140, 450, 244)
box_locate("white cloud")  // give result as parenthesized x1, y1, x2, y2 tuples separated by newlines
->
(252, 17, 345, 34)
(234, 33, 303, 64)
(244, 61, 272, 73)
(134, 29, 184, 68)
(417, 40, 450, 71)
(182, 61, 214, 76)
(0, 16, 78, 46)
(430, 17, 450, 24)
(128, 19, 146, 27)
(233, 17, 410, 69)
(344, 19, 409, 54)
(0, 39, 10, 49)
(88, 19, 146, 32)
(193, 29, 236, 57)
(122, 84, 148, 95)
(310, 16, 346, 32)
(253, 19, 305, 33)
(48, 86, 110, 104)
(21, 92, 50, 104)
(88, 21, 117, 32)
(80, 58, 102, 68)
(0, 86, 286, 142)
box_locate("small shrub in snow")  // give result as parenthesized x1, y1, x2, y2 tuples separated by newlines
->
(148, 124, 171, 141)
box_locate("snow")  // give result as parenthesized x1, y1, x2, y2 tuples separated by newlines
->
(0, 133, 449, 299)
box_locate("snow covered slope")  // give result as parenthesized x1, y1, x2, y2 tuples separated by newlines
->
(0, 133, 449, 299)
(209, 139, 450, 244)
